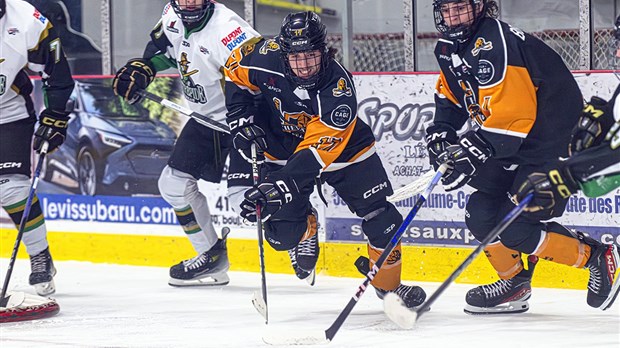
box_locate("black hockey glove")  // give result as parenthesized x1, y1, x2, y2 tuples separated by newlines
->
(570, 96, 616, 154)
(240, 177, 299, 222)
(113, 59, 155, 104)
(425, 124, 458, 171)
(33, 109, 70, 154)
(439, 131, 492, 191)
(230, 117, 268, 163)
(515, 163, 579, 217)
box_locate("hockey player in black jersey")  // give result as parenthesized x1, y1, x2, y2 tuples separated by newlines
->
(224, 11, 426, 309)
(516, 16, 620, 311)
(113, 0, 260, 287)
(428, 0, 618, 314)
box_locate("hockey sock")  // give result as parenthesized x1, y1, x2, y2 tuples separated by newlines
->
(532, 230, 591, 268)
(484, 242, 524, 280)
(174, 205, 212, 254)
(5, 194, 48, 255)
(367, 242, 402, 291)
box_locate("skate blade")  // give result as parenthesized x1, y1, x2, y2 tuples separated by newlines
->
(304, 269, 316, 286)
(34, 280, 56, 296)
(464, 300, 529, 315)
(383, 293, 418, 329)
(168, 272, 230, 287)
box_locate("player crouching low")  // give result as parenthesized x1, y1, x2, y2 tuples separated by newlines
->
(224, 11, 426, 309)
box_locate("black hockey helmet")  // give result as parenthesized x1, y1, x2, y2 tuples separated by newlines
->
(433, 0, 487, 41)
(0, 0, 5, 20)
(170, 0, 213, 25)
(278, 11, 329, 89)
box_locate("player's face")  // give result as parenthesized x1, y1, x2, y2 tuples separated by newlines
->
(287, 50, 322, 79)
(177, 0, 204, 11)
(440, 1, 475, 27)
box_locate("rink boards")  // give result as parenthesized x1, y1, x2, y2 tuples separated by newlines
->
(1, 72, 618, 290)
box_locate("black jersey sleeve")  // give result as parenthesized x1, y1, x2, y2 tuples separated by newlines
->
(27, 21, 74, 113)
(143, 20, 177, 72)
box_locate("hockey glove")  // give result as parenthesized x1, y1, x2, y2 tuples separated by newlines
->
(230, 120, 268, 164)
(439, 131, 492, 191)
(570, 96, 616, 153)
(113, 59, 155, 104)
(515, 163, 579, 217)
(425, 124, 458, 172)
(240, 177, 299, 222)
(33, 109, 70, 154)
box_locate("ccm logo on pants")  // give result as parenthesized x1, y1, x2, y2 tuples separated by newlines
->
(364, 182, 388, 199)
(0, 162, 22, 169)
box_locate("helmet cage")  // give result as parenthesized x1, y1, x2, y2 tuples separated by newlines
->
(433, 0, 485, 41)
(170, 0, 212, 25)
(278, 11, 329, 89)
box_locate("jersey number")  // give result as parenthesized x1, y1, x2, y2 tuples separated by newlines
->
(50, 39, 61, 63)
(0, 75, 6, 96)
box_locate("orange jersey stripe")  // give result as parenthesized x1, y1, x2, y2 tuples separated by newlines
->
(436, 72, 460, 106)
(296, 117, 356, 168)
(224, 48, 260, 92)
(479, 66, 537, 137)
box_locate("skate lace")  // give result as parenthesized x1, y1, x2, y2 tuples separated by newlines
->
(587, 265, 602, 293)
(481, 279, 513, 298)
(287, 249, 298, 266)
(183, 252, 213, 271)
(297, 235, 317, 257)
(30, 252, 48, 273)
(393, 284, 416, 299)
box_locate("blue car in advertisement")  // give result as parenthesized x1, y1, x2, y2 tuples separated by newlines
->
(42, 81, 177, 196)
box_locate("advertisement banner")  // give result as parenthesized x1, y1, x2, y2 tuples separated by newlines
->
(2, 74, 617, 247)
(324, 73, 620, 247)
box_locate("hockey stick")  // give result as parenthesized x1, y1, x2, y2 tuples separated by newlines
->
(136, 90, 230, 134)
(0, 142, 49, 305)
(383, 193, 534, 329)
(387, 169, 437, 203)
(249, 143, 269, 324)
(262, 164, 448, 345)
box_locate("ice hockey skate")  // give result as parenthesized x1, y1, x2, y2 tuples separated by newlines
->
(355, 256, 426, 309)
(585, 243, 620, 310)
(464, 255, 538, 315)
(29, 247, 57, 296)
(168, 232, 230, 287)
(287, 209, 319, 286)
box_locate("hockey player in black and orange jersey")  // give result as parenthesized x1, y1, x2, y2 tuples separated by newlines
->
(0, 0, 74, 297)
(224, 11, 426, 308)
(427, 0, 618, 314)
(515, 17, 620, 310)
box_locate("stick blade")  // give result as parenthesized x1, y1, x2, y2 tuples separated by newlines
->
(251, 290, 268, 323)
(383, 292, 418, 329)
(262, 328, 330, 345)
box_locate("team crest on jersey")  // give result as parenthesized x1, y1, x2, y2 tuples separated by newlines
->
(273, 97, 313, 138)
(332, 78, 352, 97)
(259, 39, 280, 55)
(178, 53, 207, 104)
(167, 21, 179, 34)
(471, 37, 493, 56)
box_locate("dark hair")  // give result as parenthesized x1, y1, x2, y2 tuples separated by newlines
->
(485, 0, 499, 19)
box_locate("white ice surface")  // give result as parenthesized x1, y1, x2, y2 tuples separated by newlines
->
(0, 259, 618, 348)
